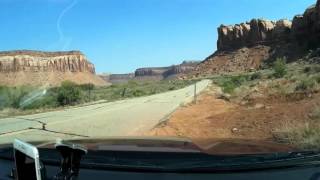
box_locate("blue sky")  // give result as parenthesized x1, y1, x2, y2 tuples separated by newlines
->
(0, 0, 315, 73)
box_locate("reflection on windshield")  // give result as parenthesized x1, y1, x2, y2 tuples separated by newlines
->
(0, 0, 319, 155)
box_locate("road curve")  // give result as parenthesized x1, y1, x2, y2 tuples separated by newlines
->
(0, 80, 211, 145)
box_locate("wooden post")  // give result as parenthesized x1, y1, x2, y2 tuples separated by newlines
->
(194, 82, 197, 104)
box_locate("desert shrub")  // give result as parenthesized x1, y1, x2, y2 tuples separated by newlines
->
(132, 89, 146, 97)
(169, 86, 176, 91)
(304, 66, 320, 75)
(56, 81, 82, 106)
(222, 81, 237, 94)
(5, 86, 34, 109)
(295, 78, 316, 91)
(273, 122, 320, 150)
(22, 95, 58, 110)
(315, 75, 320, 83)
(250, 72, 262, 80)
(273, 57, 287, 78)
(218, 75, 250, 94)
(311, 107, 320, 121)
(304, 67, 312, 74)
(79, 83, 95, 90)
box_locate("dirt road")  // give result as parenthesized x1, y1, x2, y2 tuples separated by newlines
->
(0, 80, 211, 145)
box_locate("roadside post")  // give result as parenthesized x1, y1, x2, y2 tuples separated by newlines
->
(194, 82, 197, 104)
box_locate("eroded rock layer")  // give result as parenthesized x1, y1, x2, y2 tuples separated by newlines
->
(194, 0, 320, 76)
(0, 50, 95, 73)
(0, 50, 106, 86)
(218, 1, 320, 52)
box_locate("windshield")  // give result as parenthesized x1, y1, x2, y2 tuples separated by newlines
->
(0, 0, 319, 155)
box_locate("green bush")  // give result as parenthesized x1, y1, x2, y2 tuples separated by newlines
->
(304, 67, 312, 74)
(222, 81, 238, 94)
(311, 107, 320, 120)
(22, 95, 58, 110)
(250, 72, 262, 80)
(218, 75, 249, 93)
(132, 89, 146, 97)
(295, 79, 316, 91)
(56, 81, 82, 106)
(315, 75, 320, 83)
(273, 57, 287, 78)
(79, 83, 95, 90)
(304, 66, 320, 75)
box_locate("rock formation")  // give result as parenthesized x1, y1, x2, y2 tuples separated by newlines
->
(134, 61, 199, 80)
(194, 0, 320, 75)
(217, 19, 292, 51)
(99, 61, 199, 84)
(99, 73, 135, 84)
(0, 50, 106, 86)
(0, 50, 95, 73)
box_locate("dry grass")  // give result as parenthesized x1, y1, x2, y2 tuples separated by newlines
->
(273, 121, 320, 150)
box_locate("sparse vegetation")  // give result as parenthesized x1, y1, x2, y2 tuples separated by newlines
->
(0, 79, 197, 114)
(304, 65, 320, 75)
(295, 78, 316, 91)
(273, 122, 320, 150)
(56, 81, 82, 106)
(211, 75, 251, 94)
(310, 106, 320, 121)
(250, 72, 262, 80)
(273, 57, 287, 78)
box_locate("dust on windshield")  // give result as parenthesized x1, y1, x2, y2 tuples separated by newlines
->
(0, 0, 319, 154)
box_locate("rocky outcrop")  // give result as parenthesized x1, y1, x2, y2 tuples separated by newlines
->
(0, 50, 106, 86)
(193, 0, 320, 76)
(292, 3, 320, 48)
(217, 19, 292, 51)
(135, 67, 168, 77)
(99, 73, 135, 84)
(0, 50, 95, 73)
(193, 46, 271, 75)
(99, 61, 199, 84)
(134, 61, 199, 80)
(217, 1, 320, 51)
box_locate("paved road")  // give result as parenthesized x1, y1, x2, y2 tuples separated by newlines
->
(0, 80, 211, 145)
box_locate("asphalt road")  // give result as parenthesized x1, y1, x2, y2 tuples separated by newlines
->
(0, 80, 211, 145)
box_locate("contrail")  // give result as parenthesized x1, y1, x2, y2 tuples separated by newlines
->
(47, 0, 78, 50)
(56, 0, 77, 48)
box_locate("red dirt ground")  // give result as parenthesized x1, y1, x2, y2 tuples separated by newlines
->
(145, 87, 320, 153)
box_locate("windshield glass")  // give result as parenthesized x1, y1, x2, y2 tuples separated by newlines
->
(0, 0, 319, 155)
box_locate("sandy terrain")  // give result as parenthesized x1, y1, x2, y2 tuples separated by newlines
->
(147, 86, 320, 142)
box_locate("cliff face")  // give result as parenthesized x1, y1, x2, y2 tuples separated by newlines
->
(194, 0, 320, 75)
(217, 2, 320, 51)
(0, 50, 95, 73)
(0, 50, 106, 86)
(217, 19, 292, 51)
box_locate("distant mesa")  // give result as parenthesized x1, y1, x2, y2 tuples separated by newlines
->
(99, 61, 200, 84)
(0, 50, 107, 86)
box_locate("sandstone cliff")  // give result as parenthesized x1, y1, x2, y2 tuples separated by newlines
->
(0, 50, 106, 86)
(194, 0, 320, 75)
(217, 19, 292, 51)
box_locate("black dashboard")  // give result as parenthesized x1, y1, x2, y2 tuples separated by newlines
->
(1, 146, 320, 180)
(1, 158, 320, 180)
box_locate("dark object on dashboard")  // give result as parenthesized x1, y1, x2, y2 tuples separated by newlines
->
(53, 140, 87, 180)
